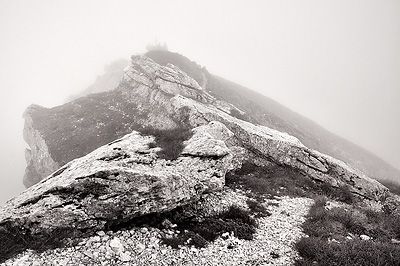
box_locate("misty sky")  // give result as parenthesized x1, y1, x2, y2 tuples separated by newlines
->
(0, 0, 399, 205)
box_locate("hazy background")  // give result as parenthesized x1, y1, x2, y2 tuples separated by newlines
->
(0, 0, 399, 205)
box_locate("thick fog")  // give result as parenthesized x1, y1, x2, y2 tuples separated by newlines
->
(0, 0, 399, 205)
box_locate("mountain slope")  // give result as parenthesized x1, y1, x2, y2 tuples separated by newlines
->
(145, 50, 400, 184)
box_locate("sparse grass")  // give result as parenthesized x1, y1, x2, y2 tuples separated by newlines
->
(161, 205, 257, 249)
(140, 127, 193, 160)
(295, 237, 400, 266)
(31, 91, 149, 166)
(295, 196, 400, 266)
(161, 230, 208, 248)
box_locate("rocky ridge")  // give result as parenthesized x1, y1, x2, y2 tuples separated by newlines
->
(2, 53, 394, 264)
(21, 55, 388, 201)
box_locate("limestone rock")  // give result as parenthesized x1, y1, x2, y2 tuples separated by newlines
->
(1, 123, 234, 237)
(182, 121, 232, 158)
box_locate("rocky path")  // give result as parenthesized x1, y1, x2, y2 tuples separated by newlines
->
(2, 194, 313, 266)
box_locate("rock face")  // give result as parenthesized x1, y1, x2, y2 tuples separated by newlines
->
(21, 55, 388, 202)
(1, 122, 235, 236)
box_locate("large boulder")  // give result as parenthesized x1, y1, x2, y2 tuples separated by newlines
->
(1, 122, 235, 236)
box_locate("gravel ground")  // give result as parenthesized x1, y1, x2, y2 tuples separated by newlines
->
(2, 189, 313, 266)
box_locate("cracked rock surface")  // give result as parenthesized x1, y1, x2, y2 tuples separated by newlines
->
(1, 122, 235, 237)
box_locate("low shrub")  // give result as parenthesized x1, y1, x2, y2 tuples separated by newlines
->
(296, 196, 400, 265)
(140, 127, 193, 160)
(161, 205, 257, 249)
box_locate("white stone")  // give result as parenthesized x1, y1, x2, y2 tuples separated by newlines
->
(360, 234, 371, 241)
(109, 237, 125, 254)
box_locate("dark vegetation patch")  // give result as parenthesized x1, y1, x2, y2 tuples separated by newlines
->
(104, 204, 257, 249)
(225, 161, 356, 203)
(31, 90, 149, 166)
(140, 127, 193, 160)
(246, 199, 271, 218)
(159, 206, 257, 248)
(295, 196, 400, 266)
(0, 222, 80, 263)
(31, 89, 194, 166)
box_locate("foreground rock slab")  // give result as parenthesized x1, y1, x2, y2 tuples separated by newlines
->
(2, 189, 313, 266)
(0, 122, 234, 237)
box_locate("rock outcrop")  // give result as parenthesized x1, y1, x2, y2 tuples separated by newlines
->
(21, 55, 388, 201)
(1, 122, 235, 236)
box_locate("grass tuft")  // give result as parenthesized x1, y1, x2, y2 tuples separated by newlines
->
(140, 127, 193, 160)
(296, 196, 400, 265)
(226, 161, 356, 203)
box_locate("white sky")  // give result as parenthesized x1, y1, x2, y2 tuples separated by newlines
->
(0, 0, 399, 205)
